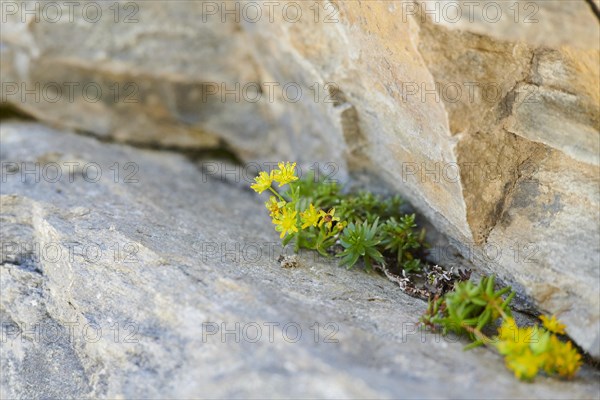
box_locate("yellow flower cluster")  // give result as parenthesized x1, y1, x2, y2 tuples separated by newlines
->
(273, 206, 298, 239)
(250, 171, 273, 194)
(272, 161, 299, 187)
(270, 203, 343, 239)
(540, 314, 566, 335)
(251, 162, 298, 194)
(265, 196, 285, 218)
(300, 204, 319, 229)
(495, 316, 582, 381)
(253, 162, 345, 240)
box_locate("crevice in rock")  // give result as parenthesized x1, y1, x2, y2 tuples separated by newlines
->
(496, 50, 537, 122)
(3, 259, 43, 276)
(70, 127, 243, 165)
(0, 109, 239, 164)
(0, 104, 37, 121)
(585, 0, 600, 20)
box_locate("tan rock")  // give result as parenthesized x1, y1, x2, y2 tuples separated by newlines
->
(415, 0, 600, 50)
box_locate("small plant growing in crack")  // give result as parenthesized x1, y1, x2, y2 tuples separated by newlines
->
(421, 275, 583, 381)
(251, 161, 426, 274)
(252, 162, 584, 382)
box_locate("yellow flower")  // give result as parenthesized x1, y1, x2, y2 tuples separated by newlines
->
(496, 318, 530, 356)
(334, 220, 347, 232)
(496, 320, 544, 381)
(272, 162, 298, 187)
(505, 348, 543, 381)
(498, 317, 519, 341)
(496, 316, 582, 381)
(540, 315, 566, 335)
(273, 206, 298, 239)
(265, 196, 285, 217)
(544, 336, 582, 378)
(300, 204, 319, 229)
(251, 171, 273, 193)
(318, 208, 340, 230)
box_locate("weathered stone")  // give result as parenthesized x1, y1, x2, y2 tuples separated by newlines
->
(416, 15, 600, 357)
(415, 0, 600, 50)
(1, 1, 599, 357)
(1, 122, 599, 398)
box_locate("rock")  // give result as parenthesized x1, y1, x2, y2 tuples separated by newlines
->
(416, 14, 600, 357)
(1, 122, 599, 398)
(415, 0, 600, 50)
(1, 1, 599, 357)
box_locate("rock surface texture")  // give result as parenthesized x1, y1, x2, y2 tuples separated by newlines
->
(1, 0, 599, 374)
(1, 122, 600, 398)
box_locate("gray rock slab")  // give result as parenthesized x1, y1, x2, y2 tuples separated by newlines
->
(1, 122, 599, 399)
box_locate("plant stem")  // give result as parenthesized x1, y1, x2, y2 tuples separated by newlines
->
(462, 324, 493, 345)
(268, 186, 285, 202)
